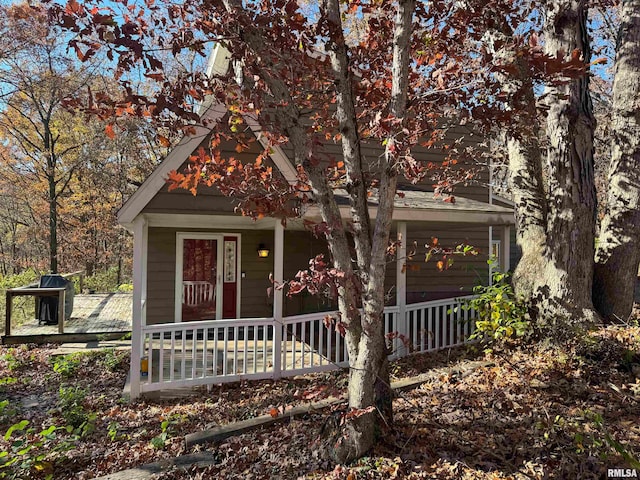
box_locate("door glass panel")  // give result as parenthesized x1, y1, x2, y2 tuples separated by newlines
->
(182, 239, 217, 321)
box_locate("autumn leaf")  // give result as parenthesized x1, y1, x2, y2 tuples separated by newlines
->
(157, 135, 171, 147)
(105, 123, 116, 139)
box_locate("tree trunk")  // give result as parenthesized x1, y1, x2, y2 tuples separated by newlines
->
(512, 0, 597, 328)
(593, 0, 640, 322)
(484, 14, 549, 301)
(222, 0, 410, 463)
(48, 156, 58, 274)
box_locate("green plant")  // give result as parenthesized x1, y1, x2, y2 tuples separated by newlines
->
(149, 414, 182, 449)
(458, 266, 530, 348)
(0, 400, 16, 422)
(101, 349, 127, 372)
(50, 354, 82, 378)
(0, 270, 40, 330)
(57, 385, 96, 436)
(588, 412, 640, 469)
(81, 266, 131, 293)
(116, 283, 133, 293)
(0, 377, 17, 388)
(0, 350, 21, 372)
(0, 420, 74, 480)
(106, 421, 124, 442)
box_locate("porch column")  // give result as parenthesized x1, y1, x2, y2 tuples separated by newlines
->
(488, 226, 493, 284)
(500, 225, 511, 272)
(129, 214, 148, 401)
(396, 222, 408, 357)
(272, 221, 284, 378)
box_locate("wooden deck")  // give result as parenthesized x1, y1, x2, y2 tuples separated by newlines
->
(9, 293, 132, 336)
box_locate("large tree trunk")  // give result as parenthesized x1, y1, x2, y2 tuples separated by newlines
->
(539, 0, 597, 326)
(509, 0, 597, 328)
(483, 12, 549, 301)
(593, 0, 640, 322)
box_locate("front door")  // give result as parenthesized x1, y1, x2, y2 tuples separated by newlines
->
(176, 233, 240, 321)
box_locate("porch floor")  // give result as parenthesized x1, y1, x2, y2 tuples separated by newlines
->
(9, 293, 132, 336)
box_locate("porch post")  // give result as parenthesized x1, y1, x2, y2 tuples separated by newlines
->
(396, 222, 408, 357)
(500, 225, 511, 272)
(130, 214, 148, 401)
(272, 221, 284, 379)
(488, 226, 493, 284)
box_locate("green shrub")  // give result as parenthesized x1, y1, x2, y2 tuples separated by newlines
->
(458, 267, 530, 349)
(100, 349, 127, 372)
(50, 354, 82, 378)
(0, 270, 40, 290)
(0, 270, 40, 331)
(57, 385, 95, 435)
(81, 266, 131, 293)
(1, 420, 74, 480)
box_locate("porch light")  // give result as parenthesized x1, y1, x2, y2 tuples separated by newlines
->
(257, 244, 270, 258)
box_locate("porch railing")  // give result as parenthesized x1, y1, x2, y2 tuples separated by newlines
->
(135, 296, 476, 396)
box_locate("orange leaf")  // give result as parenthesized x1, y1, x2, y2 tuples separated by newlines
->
(105, 124, 116, 139)
(269, 407, 279, 418)
(158, 135, 170, 147)
(436, 260, 444, 271)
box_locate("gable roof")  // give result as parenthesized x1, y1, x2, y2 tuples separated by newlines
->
(117, 45, 298, 228)
(119, 45, 514, 229)
(117, 102, 224, 228)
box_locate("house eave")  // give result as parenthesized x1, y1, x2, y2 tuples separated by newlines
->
(116, 103, 228, 227)
(302, 205, 515, 225)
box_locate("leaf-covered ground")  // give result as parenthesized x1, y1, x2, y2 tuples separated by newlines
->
(0, 323, 638, 479)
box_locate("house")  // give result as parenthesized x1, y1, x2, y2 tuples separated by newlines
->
(118, 46, 516, 399)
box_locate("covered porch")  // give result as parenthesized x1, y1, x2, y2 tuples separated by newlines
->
(127, 195, 514, 399)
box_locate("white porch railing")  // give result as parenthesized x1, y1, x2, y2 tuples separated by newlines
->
(135, 296, 476, 396)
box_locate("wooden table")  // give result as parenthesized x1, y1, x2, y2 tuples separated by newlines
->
(5, 287, 66, 335)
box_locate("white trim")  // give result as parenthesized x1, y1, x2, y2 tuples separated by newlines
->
(235, 237, 242, 318)
(129, 215, 148, 400)
(142, 206, 514, 233)
(500, 225, 511, 272)
(175, 232, 242, 321)
(489, 226, 494, 283)
(144, 213, 279, 230)
(244, 115, 298, 184)
(272, 222, 284, 378)
(117, 103, 228, 227)
(135, 295, 478, 393)
(491, 193, 516, 207)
